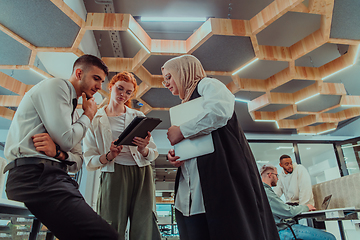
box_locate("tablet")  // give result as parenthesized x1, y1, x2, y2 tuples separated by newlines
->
(114, 116, 162, 146)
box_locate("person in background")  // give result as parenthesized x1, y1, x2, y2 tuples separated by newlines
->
(274, 155, 314, 206)
(162, 55, 279, 240)
(4, 55, 118, 239)
(260, 164, 336, 240)
(83, 71, 161, 240)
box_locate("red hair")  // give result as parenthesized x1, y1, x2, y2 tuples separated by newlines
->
(108, 71, 138, 108)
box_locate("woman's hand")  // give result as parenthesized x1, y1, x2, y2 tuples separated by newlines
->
(100, 141, 123, 164)
(133, 131, 151, 157)
(167, 149, 183, 168)
(109, 141, 123, 158)
(167, 125, 184, 145)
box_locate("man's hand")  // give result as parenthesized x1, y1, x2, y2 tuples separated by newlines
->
(32, 133, 56, 157)
(306, 204, 316, 211)
(167, 149, 182, 168)
(82, 93, 97, 121)
(167, 125, 184, 146)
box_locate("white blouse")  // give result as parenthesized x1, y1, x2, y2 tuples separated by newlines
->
(108, 115, 136, 166)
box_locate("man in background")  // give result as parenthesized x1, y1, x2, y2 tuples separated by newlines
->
(4, 55, 118, 239)
(274, 154, 314, 206)
(261, 164, 336, 240)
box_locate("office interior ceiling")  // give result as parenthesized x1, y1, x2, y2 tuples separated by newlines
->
(1, 0, 360, 138)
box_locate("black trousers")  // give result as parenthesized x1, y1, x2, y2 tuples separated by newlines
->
(175, 209, 210, 240)
(6, 162, 119, 240)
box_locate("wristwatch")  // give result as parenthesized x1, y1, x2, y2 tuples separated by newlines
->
(54, 144, 61, 158)
(54, 144, 69, 160)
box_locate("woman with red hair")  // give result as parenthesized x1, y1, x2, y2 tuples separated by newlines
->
(84, 71, 161, 240)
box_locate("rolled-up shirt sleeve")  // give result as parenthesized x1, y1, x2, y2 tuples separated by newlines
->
(30, 79, 90, 152)
(83, 125, 103, 171)
(180, 78, 235, 139)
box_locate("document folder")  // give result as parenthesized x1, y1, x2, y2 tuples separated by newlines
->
(169, 97, 214, 161)
(114, 116, 162, 146)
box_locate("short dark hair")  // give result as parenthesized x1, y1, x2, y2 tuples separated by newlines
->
(279, 154, 291, 162)
(73, 54, 109, 76)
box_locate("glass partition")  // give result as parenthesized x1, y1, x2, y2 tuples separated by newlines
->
(341, 141, 360, 175)
(297, 143, 340, 185)
(249, 142, 296, 174)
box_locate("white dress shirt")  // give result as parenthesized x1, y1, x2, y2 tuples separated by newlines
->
(175, 77, 235, 216)
(4, 78, 89, 172)
(273, 162, 315, 205)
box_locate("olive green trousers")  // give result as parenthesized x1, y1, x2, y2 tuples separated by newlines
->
(97, 164, 161, 240)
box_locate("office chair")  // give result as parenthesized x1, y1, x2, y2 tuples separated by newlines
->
(276, 222, 303, 240)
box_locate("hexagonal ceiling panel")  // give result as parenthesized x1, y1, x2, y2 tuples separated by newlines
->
(192, 35, 255, 72)
(257, 11, 321, 47)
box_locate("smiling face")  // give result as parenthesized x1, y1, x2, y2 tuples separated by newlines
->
(280, 157, 293, 174)
(77, 65, 106, 98)
(110, 80, 135, 105)
(161, 68, 179, 96)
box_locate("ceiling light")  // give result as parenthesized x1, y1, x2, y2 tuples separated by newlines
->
(276, 146, 294, 149)
(316, 128, 336, 135)
(254, 119, 279, 129)
(341, 143, 360, 149)
(341, 104, 360, 107)
(141, 17, 207, 22)
(235, 98, 250, 103)
(297, 132, 316, 135)
(232, 58, 259, 75)
(353, 44, 360, 65)
(256, 160, 269, 163)
(30, 68, 48, 79)
(127, 29, 150, 53)
(254, 119, 276, 122)
(322, 64, 353, 80)
(295, 93, 320, 104)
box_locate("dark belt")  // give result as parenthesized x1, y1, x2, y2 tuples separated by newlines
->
(3, 157, 70, 173)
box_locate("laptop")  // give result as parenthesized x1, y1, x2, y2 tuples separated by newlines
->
(321, 194, 332, 210)
(169, 97, 214, 161)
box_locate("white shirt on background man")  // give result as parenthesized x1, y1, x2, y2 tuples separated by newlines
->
(273, 162, 314, 206)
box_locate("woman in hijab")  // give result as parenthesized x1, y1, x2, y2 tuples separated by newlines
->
(162, 55, 279, 240)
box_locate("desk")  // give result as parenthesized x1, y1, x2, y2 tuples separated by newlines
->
(295, 207, 360, 221)
(295, 207, 360, 240)
(0, 200, 43, 240)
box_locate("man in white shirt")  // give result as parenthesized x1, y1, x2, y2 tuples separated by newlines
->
(4, 55, 118, 240)
(273, 155, 314, 206)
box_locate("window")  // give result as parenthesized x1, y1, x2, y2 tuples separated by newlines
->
(249, 142, 296, 174)
(297, 144, 340, 185)
(341, 141, 360, 175)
